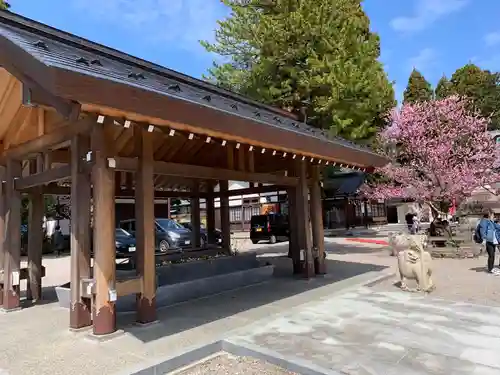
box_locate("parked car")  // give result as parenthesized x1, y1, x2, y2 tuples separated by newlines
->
(114, 228, 137, 258)
(179, 222, 223, 247)
(118, 218, 192, 252)
(89, 228, 136, 259)
(250, 213, 289, 244)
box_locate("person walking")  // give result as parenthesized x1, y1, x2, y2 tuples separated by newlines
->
(405, 212, 414, 233)
(411, 213, 420, 234)
(52, 225, 64, 257)
(478, 211, 500, 274)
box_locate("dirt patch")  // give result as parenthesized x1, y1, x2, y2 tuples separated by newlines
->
(172, 352, 298, 375)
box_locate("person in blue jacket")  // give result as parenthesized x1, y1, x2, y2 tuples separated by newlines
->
(478, 211, 500, 274)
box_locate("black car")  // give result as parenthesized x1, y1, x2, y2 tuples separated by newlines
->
(114, 228, 137, 258)
(250, 213, 289, 244)
(118, 218, 192, 252)
(89, 228, 136, 258)
(179, 222, 223, 247)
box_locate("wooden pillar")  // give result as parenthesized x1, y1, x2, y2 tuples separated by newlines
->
(237, 147, 245, 171)
(26, 156, 45, 301)
(220, 180, 231, 254)
(287, 187, 301, 274)
(69, 134, 92, 329)
(191, 182, 201, 248)
(295, 160, 314, 278)
(227, 145, 235, 170)
(363, 199, 369, 228)
(248, 150, 255, 173)
(2, 159, 22, 310)
(91, 121, 117, 335)
(0, 169, 5, 307)
(344, 197, 349, 229)
(206, 182, 216, 245)
(309, 165, 326, 275)
(134, 125, 156, 325)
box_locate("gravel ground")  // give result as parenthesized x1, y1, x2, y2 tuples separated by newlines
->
(172, 353, 298, 375)
(368, 251, 500, 306)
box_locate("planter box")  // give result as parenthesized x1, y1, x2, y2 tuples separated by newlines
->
(116, 265, 274, 312)
(55, 253, 269, 311)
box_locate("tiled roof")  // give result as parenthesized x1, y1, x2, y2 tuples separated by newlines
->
(0, 11, 386, 165)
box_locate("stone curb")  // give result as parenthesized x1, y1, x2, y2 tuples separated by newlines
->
(222, 340, 342, 375)
(114, 339, 342, 375)
(113, 340, 223, 375)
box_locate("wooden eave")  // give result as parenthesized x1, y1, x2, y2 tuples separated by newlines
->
(0, 11, 388, 169)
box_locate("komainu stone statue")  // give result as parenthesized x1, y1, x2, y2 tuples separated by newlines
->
(388, 232, 409, 256)
(396, 234, 434, 293)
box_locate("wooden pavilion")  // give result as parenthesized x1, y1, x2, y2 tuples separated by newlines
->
(0, 11, 388, 336)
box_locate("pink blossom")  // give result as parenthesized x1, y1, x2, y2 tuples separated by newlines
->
(362, 96, 500, 207)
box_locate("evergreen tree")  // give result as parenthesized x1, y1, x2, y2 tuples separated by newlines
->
(435, 75, 452, 99)
(449, 64, 500, 129)
(201, 0, 395, 141)
(403, 69, 433, 104)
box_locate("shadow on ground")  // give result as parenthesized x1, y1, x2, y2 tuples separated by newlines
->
(119, 246, 387, 343)
(469, 266, 488, 273)
(324, 228, 387, 238)
(251, 242, 388, 257)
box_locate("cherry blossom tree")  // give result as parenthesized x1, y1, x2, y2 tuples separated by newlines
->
(362, 96, 500, 217)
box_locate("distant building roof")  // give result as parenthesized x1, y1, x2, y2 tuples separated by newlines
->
(323, 172, 365, 197)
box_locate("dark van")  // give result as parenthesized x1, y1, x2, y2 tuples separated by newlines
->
(250, 213, 289, 244)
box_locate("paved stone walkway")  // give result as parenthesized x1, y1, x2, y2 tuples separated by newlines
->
(0, 256, 386, 375)
(229, 287, 500, 374)
(3, 238, 498, 375)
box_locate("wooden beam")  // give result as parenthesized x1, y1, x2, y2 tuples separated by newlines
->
(0, 76, 16, 117)
(2, 159, 22, 310)
(25, 183, 208, 198)
(26, 156, 44, 302)
(69, 134, 92, 329)
(134, 125, 156, 324)
(81, 103, 386, 169)
(114, 127, 133, 154)
(116, 277, 142, 297)
(14, 165, 71, 190)
(309, 165, 325, 275)
(0, 116, 93, 162)
(111, 157, 299, 186)
(37, 107, 45, 136)
(220, 180, 231, 254)
(163, 138, 188, 161)
(3, 106, 34, 149)
(173, 138, 201, 163)
(91, 121, 116, 335)
(218, 184, 287, 197)
(16, 64, 81, 120)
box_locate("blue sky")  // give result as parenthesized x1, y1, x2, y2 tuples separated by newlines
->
(8, 0, 500, 102)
